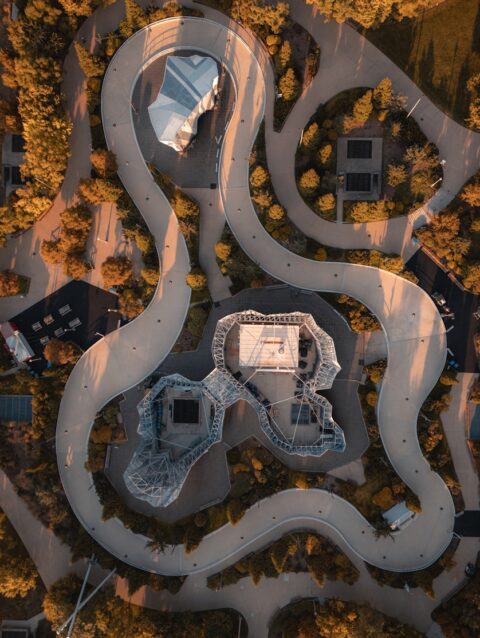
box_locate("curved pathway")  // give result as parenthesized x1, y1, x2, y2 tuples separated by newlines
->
(54, 15, 455, 580)
(265, 2, 480, 256)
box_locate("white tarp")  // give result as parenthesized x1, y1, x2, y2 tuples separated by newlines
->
(239, 324, 299, 369)
(148, 54, 219, 152)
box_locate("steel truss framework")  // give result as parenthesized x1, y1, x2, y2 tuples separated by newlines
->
(124, 311, 345, 507)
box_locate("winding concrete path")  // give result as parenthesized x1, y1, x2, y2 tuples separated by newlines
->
(265, 2, 480, 256)
(54, 15, 455, 581)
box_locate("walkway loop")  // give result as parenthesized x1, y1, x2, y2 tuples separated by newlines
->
(56, 16, 453, 576)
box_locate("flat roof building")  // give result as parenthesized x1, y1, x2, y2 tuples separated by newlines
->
(238, 323, 299, 370)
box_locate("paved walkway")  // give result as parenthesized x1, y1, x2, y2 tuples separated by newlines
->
(442, 373, 480, 509)
(54, 15, 454, 582)
(0, 3, 476, 633)
(0, 33, 142, 321)
(265, 2, 480, 256)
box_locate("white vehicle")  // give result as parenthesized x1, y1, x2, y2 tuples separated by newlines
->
(432, 292, 447, 307)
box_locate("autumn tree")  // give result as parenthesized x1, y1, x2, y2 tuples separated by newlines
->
(343, 89, 373, 132)
(275, 39, 292, 73)
(301, 122, 320, 151)
(171, 191, 200, 218)
(186, 270, 207, 290)
(78, 178, 122, 205)
(44, 338, 80, 366)
(298, 168, 320, 196)
(316, 193, 335, 214)
(74, 41, 106, 78)
(0, 270, 23, 296)
(460, 173, 480, 206)
(215, 241, 232, 261)
(90, 149, 118, 178)
(231, 0, 289, 36)
(387, 163, 408, 187)
(118, 288, 143, 319)
(101, 255, 133, 288)
(250, 164, 269, 189)
(268, 203, 285, 220)
(0, 510, 37, 598)
(317, 142, 333, 165)
(279, 67, 300, 101)
(349, 200, 388, 223)
(373, 77, 393, 110)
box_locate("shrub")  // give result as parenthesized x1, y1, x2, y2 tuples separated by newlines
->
(349, 200, 388, 223)
(171, 192, 199, 218)
(276, 40, 292, 73)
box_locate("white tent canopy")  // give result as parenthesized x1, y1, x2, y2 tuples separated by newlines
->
(148, 54, 219, 152)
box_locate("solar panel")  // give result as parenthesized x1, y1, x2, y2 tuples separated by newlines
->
(346, 173, 371, 192)
(0, 395, 32, 422)
(347, 139, 372, 159)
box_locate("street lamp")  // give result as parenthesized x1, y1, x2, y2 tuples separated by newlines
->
(430, 177, 443, 188)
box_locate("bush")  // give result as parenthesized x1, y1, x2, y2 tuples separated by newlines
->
(78, 178, 122, 205)
(215, 241, 232, 261)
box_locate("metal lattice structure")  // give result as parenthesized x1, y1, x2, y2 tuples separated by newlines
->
(124, 311, 345, 507)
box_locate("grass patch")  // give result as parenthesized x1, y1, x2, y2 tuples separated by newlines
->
(365, 0, 480, 126)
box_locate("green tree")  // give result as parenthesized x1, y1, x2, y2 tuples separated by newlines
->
(101, 255, 133, 288)
(279, 67, 300, 102)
